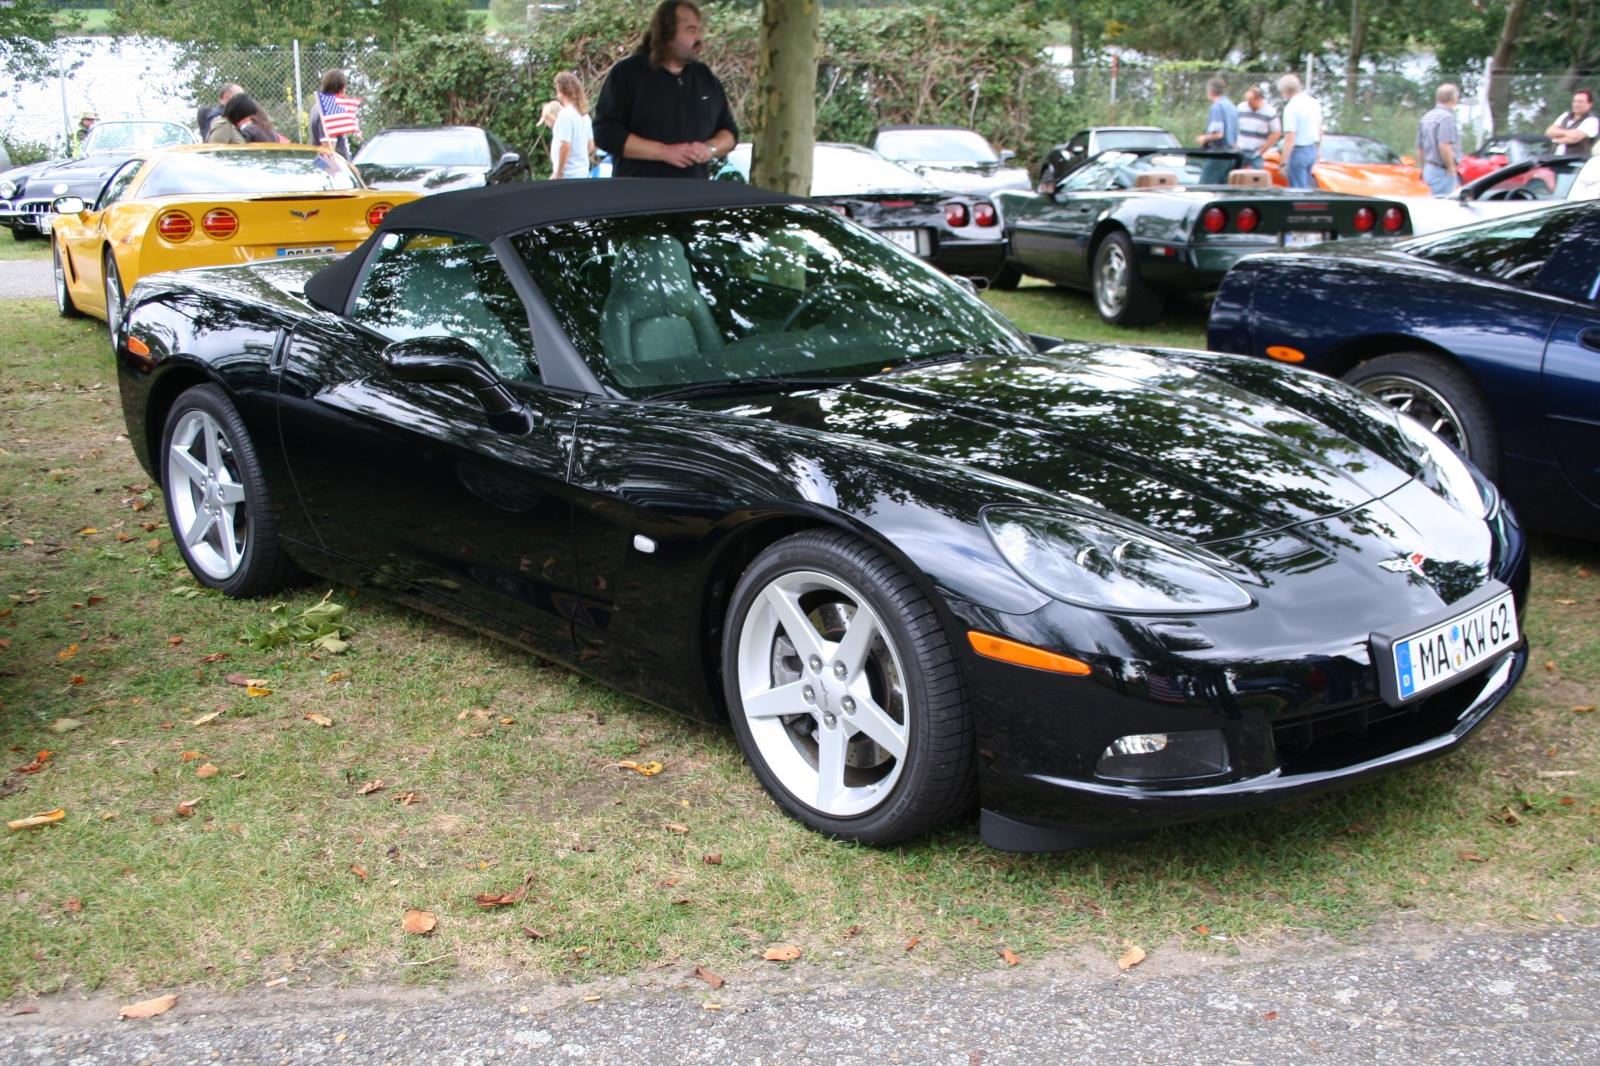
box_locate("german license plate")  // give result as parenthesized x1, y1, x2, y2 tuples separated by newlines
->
(1390, 590, 1519, 701)
(276, 245, 337, 258)
(878, 228, 924, 256)
(1281, 231, 1331, 248)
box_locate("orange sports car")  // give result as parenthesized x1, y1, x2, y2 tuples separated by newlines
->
(50, 144, 420, 340)
(1263, 133, 1429, 197)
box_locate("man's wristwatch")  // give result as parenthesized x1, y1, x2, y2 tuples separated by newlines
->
(705, 142, 720, 159)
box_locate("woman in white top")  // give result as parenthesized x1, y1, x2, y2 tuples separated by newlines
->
(552, 72, 595, 180)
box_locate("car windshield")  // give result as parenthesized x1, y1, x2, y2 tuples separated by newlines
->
(353, 129, 490, 168)
(513, 204, 1032, 399)
(137, 150, 362, 197)
(877, 130, 998, 164)
(82, 122, 194, 154)
(811, 147, 933, 195)
(1396, 207, 1581, 286)
(1064, 150, 1238, 190)
(1096, 129, 1181, 150)
(1474, 156, 1588, 201)
(1319, 135, 1399, 165)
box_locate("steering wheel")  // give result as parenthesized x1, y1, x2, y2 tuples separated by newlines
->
(779, 282, 842, 332)
(1505, 187, 1538, 201)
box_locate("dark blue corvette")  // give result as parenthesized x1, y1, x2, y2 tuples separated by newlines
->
(1209, 201, 1600, 539)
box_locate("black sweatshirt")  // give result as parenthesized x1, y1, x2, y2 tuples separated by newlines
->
(593, 52, 738, 179)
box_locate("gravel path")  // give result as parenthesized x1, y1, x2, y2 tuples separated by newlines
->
(0, 260, 52, 299)
(1, 927, 1594, 1065)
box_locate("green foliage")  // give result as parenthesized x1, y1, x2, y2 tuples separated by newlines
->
(107, 0, 473, 48)
(0, 0, 60, 81)
(0, 133, 57, 167)
(241, 592, 354, 653)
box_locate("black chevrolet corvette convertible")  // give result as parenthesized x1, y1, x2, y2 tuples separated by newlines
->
(114, 180, 1527, 851)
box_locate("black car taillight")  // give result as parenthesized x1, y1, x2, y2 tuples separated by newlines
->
(1382, 206, 1405, 232)
(972, 201, 998, 227)
(1235, 207, 1259, 233)
(944, 202, 970, 228)
(1353, 206, 1375, 232)
(1202, 206, 1227, 233)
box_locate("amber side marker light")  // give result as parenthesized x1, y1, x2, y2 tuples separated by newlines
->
(1266, 345, 1306, 363)
(968, 631, 1092, 675)
(126, 336, 151, 356)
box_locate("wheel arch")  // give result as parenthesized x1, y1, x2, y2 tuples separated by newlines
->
(142, 361, 225, 480)
(1086, 218, 1129, 271)
(1318, 333, 1469, 383)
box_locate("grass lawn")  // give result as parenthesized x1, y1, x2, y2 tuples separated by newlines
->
(0, 236, 53, 263)
(984, 277, 1211, 350)
(0, 295, 1596, 1000)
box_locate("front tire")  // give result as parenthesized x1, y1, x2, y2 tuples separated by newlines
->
(161, 385, 301, 598)
(1342, 352, 1502, 482)
(53, 239, 82, 319)
(103, 248, 124, 348)
(12, 224, 40, 242)
(1092, 230, 1164, 327)
(722, 529, 975, 845)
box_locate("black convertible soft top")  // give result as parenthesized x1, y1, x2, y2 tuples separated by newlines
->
(304, 178, 803, 313)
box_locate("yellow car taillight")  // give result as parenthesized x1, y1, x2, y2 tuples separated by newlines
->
(201, 208, 238, 240)
(366, 203, 393, 228)
(157, 210, 194, 242)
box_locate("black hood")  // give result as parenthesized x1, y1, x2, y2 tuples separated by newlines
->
(18, 151, 140, 198)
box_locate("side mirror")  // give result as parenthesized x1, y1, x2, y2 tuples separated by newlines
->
(998, 149, 1016, 163)
(53, 196, 86, 215)
(382, 336, 536, 434)
(488, 151, 525, 182)
(1400, 154, 1416, 167)
(1070, 144, 1086, 156)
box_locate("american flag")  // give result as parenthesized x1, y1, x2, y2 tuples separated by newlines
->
(1144, 674, 1188, 705)
(316, 92, 361, 139)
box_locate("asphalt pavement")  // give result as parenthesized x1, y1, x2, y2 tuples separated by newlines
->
(0, 259, 52, 299)
(1, 926, 1594, 1065)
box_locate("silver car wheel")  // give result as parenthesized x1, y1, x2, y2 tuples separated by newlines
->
(53, 242, 69, 313)
(104, 253, 123, 346)
(166, 410, 249, 580)
(735, 569, 909, 818)
(1095, 242, 1128, 318)
(1354, 374, 1468, 455)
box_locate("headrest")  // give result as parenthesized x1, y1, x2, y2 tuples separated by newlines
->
(1134, 172, 1178, 189)
(1228, 169, 1272, 187)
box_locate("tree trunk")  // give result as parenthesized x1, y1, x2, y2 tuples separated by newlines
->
(1488, 0, 1531, 135)
(1344, 0, 1365, 121)
(750, 0, 820, 197)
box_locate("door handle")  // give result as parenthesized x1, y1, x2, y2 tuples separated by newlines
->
(1580, 328, 1600, 353)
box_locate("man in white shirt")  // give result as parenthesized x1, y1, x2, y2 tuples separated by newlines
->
(1277, 73, 1322, 189)
(1546, 90, 1598, 157)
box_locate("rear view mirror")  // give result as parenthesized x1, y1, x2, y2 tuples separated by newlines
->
(382, 336, 536, 434)
(52, 196, 85, 215)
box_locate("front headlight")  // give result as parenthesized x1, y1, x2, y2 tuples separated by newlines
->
(983, 505, 1255, 614)
(0, 180, 15, 200)
(1396, 414, 1496, 520)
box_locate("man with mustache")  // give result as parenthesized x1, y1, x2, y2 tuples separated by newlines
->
(593, 0, 739, 179)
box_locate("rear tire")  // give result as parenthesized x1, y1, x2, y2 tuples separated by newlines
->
(722, 529, 975, 845)
(1092, 231, 1164, 327)
(161, 385, 303, 598)
(12, 224, 39, 242)
(1342, 351, 1502, 482)
(53, 239, 82, 319)
(990, 262, 1022, 291)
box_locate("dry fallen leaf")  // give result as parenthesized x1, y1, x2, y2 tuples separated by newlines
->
(118, 994, 178, 1019)
(475, 882, 529, 908)
(326, 672, 347, 684)
(401, 909, 437, 935)
(616, 759, 663, 776)
(8, 808, 65, 830)
(58, 643, 78, 661)
(843, 924, 861, 938)
(665, 823, 689, 834)
(671, 898, 691, 906)
(350, 864, 368, 882)
(11, 1006, 38, 1015)
(197, 652, 229, 664)
(499, 717, 514, 725)
(999, 948, 1021, 967)
(245, 685, 271, 698)
(69, 675, 87, 686)
(1574, 705, 1597, 714)
(1117, 945, 1147, 970)
(1262, 1010, 1279, 1021)
(762, 944, 801, 962)
(190, 712, 222, 726)
(224, 673, 249, 686)
(180, 750, 200, 761)
(702, 853, 722, 866)
(175, 799, 199, 818)
(64, 898, 83, 913)
(693, 964, 724, 989)
(1556, 599, 1578, 606)
(167, 635, 184, 646)
(903, 936, 920, 952)
(1195, 924, 1210, 936)
(701, 1002, 722, 1011)
(1458, 851, 1487, 863)
(76, 527, 98, 536)
(583, 996, 601, 1003)
(521, 925, 547, 939)
(305, 713, 333, 728)
(15, 750, 52, 775)
(356, 779, 385, 796)
(194, 763, 219, 779)
(1559, 797, 1576, 806)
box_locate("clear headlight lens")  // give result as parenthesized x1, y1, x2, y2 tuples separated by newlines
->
(1097, 729, 1229, 781)
(1396, 414, 1495, 520)
(0, 180, 15, 200)
(983, 505, 1254, 614)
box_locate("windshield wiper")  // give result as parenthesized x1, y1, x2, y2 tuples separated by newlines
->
(646, 377, 851, 402)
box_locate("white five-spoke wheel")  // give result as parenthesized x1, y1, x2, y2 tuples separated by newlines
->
(160, 385, 301, 598)
(1090, 231, 1163, 327)
(54, 240, 81, 319)
(1094, 241, 1129, 320)
(723, 529, 975, 845)
(166, 408, 249, 580)
(103, 249, 124, 348)
(737, 570, 910, 818)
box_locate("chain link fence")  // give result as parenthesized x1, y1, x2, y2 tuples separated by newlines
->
(3, 36, 1592, 166)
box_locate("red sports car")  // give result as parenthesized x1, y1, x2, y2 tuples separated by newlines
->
(1458, 134, 1553, 183)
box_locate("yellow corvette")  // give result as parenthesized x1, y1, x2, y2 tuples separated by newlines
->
(50, 144, 420, 336)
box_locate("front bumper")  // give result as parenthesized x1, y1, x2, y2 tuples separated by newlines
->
(0, 203, 55, 234)
(930, 238, 1007, 282)
(981, 644, 1524, 851)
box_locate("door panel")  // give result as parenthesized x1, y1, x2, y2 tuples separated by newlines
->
(1543, 303, 1600, 509)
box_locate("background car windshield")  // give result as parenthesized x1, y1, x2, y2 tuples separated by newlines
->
(811, 146, 933, 195)
(877, 130, 997, 163)
(137, 150, 361, 197)
(1397, 207, 1580, 286)
(1319, 135, 1399, 164)
(354, 130, 490, 168)
(1066, 150, 1222, 189)
(1477, 157, 1587, 201)
(1096, 129, 1181, 150)
(82, 122, 193, 154)
(513, 205, 1031, 398)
